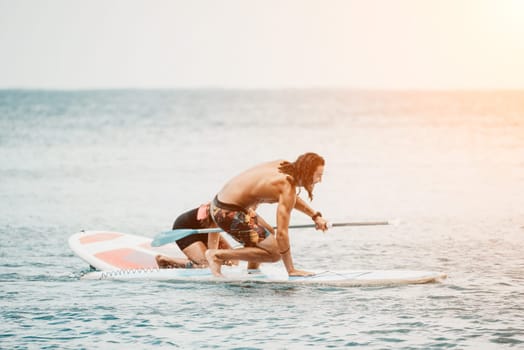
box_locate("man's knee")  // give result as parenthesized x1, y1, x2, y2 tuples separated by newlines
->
(267, 249, 281, 263)
(256, 235, 281, 262)
(270, 253, 281, 263)
(256, 244, 281, 262)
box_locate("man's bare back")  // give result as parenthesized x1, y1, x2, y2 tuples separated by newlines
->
(218, 160, 289, 209)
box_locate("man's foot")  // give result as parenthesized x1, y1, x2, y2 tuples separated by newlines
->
(155, 255, 187, 269)
(205, 249, 224, 277)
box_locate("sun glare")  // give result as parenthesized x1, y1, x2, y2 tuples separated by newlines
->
(497, 0, 524, 34)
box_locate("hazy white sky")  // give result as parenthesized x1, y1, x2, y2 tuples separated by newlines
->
(1, 0, 523, 89)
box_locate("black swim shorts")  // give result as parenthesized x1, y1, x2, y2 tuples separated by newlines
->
(173, 207, 208, 250)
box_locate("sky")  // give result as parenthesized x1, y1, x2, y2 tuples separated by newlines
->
(1, 0, 523, 90)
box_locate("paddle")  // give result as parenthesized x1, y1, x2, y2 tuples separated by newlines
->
(151, 221, 389, 247)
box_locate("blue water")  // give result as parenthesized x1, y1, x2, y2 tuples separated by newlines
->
(1, 90, 523, 349)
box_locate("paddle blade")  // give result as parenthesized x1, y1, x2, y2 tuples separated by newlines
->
(151, 229, 197, 247)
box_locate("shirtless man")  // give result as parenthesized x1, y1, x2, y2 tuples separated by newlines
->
(205, 152, 328, 277)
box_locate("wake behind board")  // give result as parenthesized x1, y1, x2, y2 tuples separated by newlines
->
(70, 231, 446, 287)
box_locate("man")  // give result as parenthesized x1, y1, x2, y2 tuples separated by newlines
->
(205, 152, 328, 277)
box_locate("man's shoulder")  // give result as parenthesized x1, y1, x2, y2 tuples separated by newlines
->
(269, 173, 294, 193)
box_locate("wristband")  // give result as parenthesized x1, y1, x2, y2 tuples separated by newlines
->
(311, 211, 322, 221)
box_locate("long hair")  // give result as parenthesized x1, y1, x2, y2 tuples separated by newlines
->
(278, 152, 325, 200)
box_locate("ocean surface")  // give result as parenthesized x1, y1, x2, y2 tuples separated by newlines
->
(1, 89, 523, 349)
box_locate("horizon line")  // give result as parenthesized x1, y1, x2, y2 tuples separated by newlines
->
(1, 86, 524, 93)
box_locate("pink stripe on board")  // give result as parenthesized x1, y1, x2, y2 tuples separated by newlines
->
(95, 248, 157, 269)
(79, 232, 123, 244)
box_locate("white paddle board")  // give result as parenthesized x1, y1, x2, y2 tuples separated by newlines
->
(81, 267, 446, 286)
(70, 230, 447, 286)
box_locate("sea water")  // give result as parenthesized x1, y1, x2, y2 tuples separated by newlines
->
(1, 89, 523, 349)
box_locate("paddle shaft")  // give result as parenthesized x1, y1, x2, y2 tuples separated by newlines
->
(291, 221, 389, 229)
(168, 221, 387, 235)
(151, 221, 389, 247)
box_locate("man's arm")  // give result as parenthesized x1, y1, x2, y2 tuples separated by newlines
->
(207, 232, 220, 250)
(276, 185, 313, 276)
(294, 196, 328, 231)
(252, 210, 275, 236)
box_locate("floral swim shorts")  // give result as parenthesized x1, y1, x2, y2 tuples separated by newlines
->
(211, 196, 269, 247)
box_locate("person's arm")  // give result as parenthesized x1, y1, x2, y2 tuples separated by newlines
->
(253, 211, 275, 236)
(294, 195, 328, 231)
(207, 232, 220, 250)
(276, 185, 313, 276)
